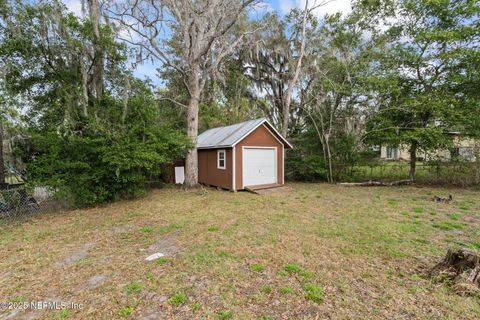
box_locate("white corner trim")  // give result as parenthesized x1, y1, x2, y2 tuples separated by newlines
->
(217, 149, 226, 170)
(232, 146, 236, 191)
(282, 144, 285, 184)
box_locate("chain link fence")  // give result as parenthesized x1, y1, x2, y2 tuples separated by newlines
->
(0, 186, 66, 220)
(337, 161, 480, 186)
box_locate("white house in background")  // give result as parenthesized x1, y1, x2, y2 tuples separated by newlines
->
(379, 136, 479, 162)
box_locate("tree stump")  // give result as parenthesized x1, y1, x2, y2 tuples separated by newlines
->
(430, 249, 480, 296)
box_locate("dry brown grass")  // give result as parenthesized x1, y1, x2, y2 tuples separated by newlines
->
(1, 183, 479, 319)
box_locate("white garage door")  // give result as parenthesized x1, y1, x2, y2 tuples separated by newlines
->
(243, 147, 277, 187)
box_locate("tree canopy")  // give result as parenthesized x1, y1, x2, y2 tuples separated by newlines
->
(0, 0, 478, 206)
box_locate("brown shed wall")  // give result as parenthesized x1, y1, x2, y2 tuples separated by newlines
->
(234, 124, 284, 190)
(198, 148, 233, 190)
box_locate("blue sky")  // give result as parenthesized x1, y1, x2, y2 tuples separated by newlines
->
(61, 0, 352, 85)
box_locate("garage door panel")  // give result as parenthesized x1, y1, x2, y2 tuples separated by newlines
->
(243, 148, 276, 187)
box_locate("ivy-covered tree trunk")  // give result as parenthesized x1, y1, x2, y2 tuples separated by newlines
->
(409, 141, 417, 181)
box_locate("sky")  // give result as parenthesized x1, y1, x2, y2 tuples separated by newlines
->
(61, 0, 353, 84)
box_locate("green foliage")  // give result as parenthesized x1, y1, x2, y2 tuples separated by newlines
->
(125, 282, 142, 295)
(279, 286, 294, 294)
(412, 208, 424, 214)
(286, 150, 328, 181)
(447, 214, 460, 221)
(169, 293, 187, 306)
(207, 225, 219, 232)
(260, 285, 272, 293)
(432, 221, 465, 230)
(250, 263, 265, 273)
(217, 251, 235, 259)
(468, 242, 480, 250)
(191, 302, 202, 311)
(303, 283, 324, 303)
(216, 310, 234, 320)
(57, 309, 71, 319)
(1, 2, 189, 208)
(288, 0, 480, 183)
(283, 263, 304, 274)
(140, 226, 154, 233)
(362, 0, 480, 179)
(282, 263, 313, 279)
(156, 257, 169, 265)
(22, 114, 187, 207)
(118, 306, 134, 317)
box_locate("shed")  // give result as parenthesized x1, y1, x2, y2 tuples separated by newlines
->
(197, 118, 292, 191)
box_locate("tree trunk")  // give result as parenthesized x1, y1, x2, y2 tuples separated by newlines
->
(87, 0, 104, 99)
(281, 0, 309, 138)
(409, 141, 417, 181)
(340, 180, 414, 186)
(325, 135, 334, 183)
(0, 119, 5, 186)
(184, 88, 200, 189)
(281, 102, 290, 138)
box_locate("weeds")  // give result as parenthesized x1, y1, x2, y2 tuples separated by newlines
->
(216, 310, 234, 319)
(118, 306, 134, 317)
(125, 282, 142, 295)
(279, 287, 294, 294)
(169, 293, 186, 306)
(303, 283, 324, 303)
(251, 263, 265, 273)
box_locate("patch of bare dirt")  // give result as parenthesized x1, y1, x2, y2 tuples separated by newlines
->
(1, 309, 38, 320)
(54, 243, 96, 267)
(76, 274, 108, 292)
(110, 224, 135, 235)
(147, 232, 179, 256)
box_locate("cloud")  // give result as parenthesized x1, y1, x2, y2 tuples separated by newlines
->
(133, 60, 162, 83)
(61, 0, 84, 17)
(278, 0, 352, 17)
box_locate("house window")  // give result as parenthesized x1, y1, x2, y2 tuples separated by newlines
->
(459, 147, 475, 161)
(449, 147, 460, 161)
(386, 146, 399, 160)
(217, 149, 226, 169)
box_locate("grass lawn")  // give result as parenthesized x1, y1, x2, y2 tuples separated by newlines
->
(1, 183, 480, 319)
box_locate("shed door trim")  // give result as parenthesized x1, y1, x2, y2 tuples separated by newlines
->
(241, 146, 277, 189)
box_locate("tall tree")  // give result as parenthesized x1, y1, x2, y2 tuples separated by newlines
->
(243, 1, 325, 137)
(1, 1, 188, 206)
(361, 0, 480, 180)
(108, 0, 258, 188)
(300, 13, 373, 182)
(86, 0, 105, 100)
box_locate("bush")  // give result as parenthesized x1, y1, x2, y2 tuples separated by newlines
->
(18, 85, 189, 208)
(286, 130, 367, 182)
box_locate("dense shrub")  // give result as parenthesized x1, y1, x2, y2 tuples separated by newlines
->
(286, 131, 370, 182)
(18, 89, 189, 208)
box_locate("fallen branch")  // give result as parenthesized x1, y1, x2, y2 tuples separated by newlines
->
(339, 179, 414, 187)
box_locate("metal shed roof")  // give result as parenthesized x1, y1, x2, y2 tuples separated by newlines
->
(197, 118, 292, 149)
